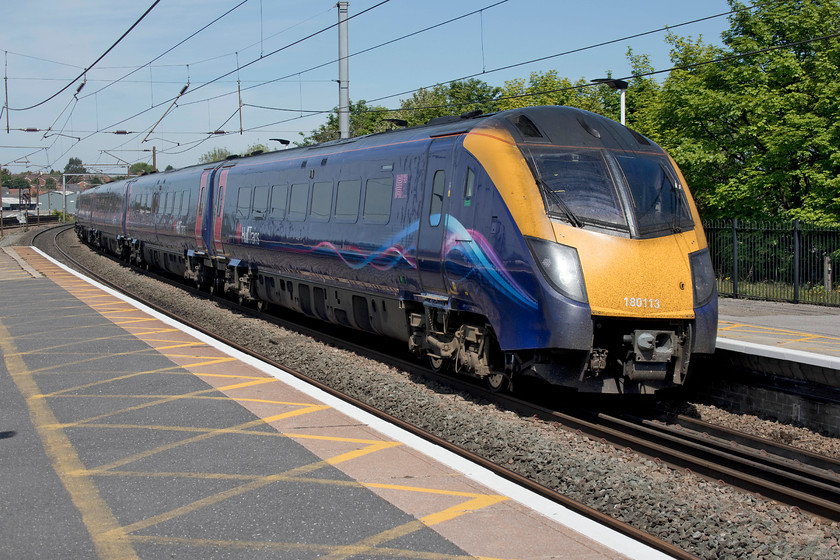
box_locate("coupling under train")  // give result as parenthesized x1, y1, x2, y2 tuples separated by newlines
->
(76, 106, 718, 394)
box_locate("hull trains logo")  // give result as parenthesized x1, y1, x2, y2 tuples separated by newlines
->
(236, 223, 261, 245)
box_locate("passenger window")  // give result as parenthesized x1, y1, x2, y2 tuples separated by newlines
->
(363, 177, 392, 223)
(310, 181, 333, 221)
(288, 183, 308, 221)
(429, 170, 445, 226)
(335, 179, 361, 222)
(253, 186, 269, 219)
(270, 184, 288, 219)
(181, 191, 190, 217)
(464, 168, 475, 207)
(236, 187, 252, 217)
(151, 192, 160, 214)
(215, 185, 225, 217)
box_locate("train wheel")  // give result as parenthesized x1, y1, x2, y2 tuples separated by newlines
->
(428, 354, 446, 373)
(485, 371, 510, 393)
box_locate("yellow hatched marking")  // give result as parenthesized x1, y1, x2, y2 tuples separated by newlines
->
(124, 327, 183, 336)
(38, 366, 192, 397)
(12, 347, 159, 377)
(720, 321, 840, 342)
(100, 432, 401, 543)
(123, 535, 502, 559)
(90, 404, 321, 472)
(9, 333, 141, 358)
(56, 377, 279, 429)
(0, 320, 140, 559)
(113, 317, 160, 326)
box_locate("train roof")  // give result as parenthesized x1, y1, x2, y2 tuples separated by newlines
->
(80, 106, 663, 194)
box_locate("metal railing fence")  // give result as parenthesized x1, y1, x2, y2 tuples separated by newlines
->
(703, 219, 840, 306)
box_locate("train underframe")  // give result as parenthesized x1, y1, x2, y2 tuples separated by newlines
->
(77, 228, 695, 394)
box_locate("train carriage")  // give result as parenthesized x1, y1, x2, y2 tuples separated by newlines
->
(77, 106, 717, 394)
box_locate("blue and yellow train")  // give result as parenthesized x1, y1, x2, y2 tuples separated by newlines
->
(76, 106, 717, 393)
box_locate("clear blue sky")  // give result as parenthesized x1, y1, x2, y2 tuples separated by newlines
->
(0, 0, 733, 174)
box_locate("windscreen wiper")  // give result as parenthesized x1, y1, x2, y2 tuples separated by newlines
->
(536, 177, 584, 228)
(521, 144, 583, 228)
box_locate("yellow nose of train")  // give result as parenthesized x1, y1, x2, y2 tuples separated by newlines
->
(554, 224, 699, 319)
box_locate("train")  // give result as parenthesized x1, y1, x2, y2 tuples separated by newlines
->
(76, 105, 717, 394)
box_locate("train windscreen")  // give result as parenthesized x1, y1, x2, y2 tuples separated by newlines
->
(525, 146, 694, 238)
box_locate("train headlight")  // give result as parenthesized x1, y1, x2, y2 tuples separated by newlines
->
(527, 238, 588, 303)
(689, 248, 716, 308)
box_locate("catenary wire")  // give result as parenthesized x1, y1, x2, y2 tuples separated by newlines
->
(7, 0, 162, 112)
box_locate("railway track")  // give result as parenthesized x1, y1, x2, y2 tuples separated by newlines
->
(38, 223, 840, 556)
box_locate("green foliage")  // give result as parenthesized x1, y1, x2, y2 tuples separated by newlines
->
(129, 162, 156, 175)
(497, 70, 605, 114)
(6, 175, 29, 190)
(64, 157, 87, 183)
(299, 100, 392, 145)
(198, 147, 232, 164)
(244, 143, 270, 155)
(393, 79, 501, 126)
(44, 177, 57, 189)
(299, 80, 501, 145)
(647, 0, 840, 225)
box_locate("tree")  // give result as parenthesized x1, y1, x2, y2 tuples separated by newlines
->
(129, 162, 155, 175)
(394, 79, 501, 126)
(497, 70, 604, 114)
(44, 177, 57, 190)
(198, 147, 232, 164)
(299, 100, 391, 145)
(64, 157, 87, 183)
(647, 0, 840, 224)
(244, 142, 270, 155)
(299, 80, 501, 145)
(7, 176, 29, 190)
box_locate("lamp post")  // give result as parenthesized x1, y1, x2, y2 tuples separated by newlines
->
(591, 78, 628, 126)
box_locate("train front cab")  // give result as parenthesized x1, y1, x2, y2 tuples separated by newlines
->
(465, 108, 718, 394)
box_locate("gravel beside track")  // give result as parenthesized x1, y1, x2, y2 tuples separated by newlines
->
(18, 226, 840, 559)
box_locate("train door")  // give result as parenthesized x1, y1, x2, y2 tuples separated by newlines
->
(122, 180, 136, 236)
(212, 167, 232, 255)
(194, 170, 213, 254)
(417, 136, 457, 294)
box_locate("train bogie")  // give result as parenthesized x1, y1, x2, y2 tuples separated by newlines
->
(77, 105, 717, 395)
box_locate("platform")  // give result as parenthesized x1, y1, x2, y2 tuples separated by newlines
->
(0, 246, 664, 559)
(717, 297, 840, 377)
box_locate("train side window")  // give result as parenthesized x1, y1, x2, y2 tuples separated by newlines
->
(309, 181, 333, 222)
(429, 170, 445, 226)
(335, 179, 361, 223)
(236, 187, 252, 218)
(288, 183, 308, 221)
(253, 186, 269, 220)
(151, 192, 160, 214)
(363, 177, 392, 224)
(269, 184, 288, 219)
(463, 167, 475, 207)
(181, 191, 190, 217)
(215, 185, 225, 217)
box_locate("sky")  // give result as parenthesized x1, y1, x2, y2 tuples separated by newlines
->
(0, 0, 734, 175)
